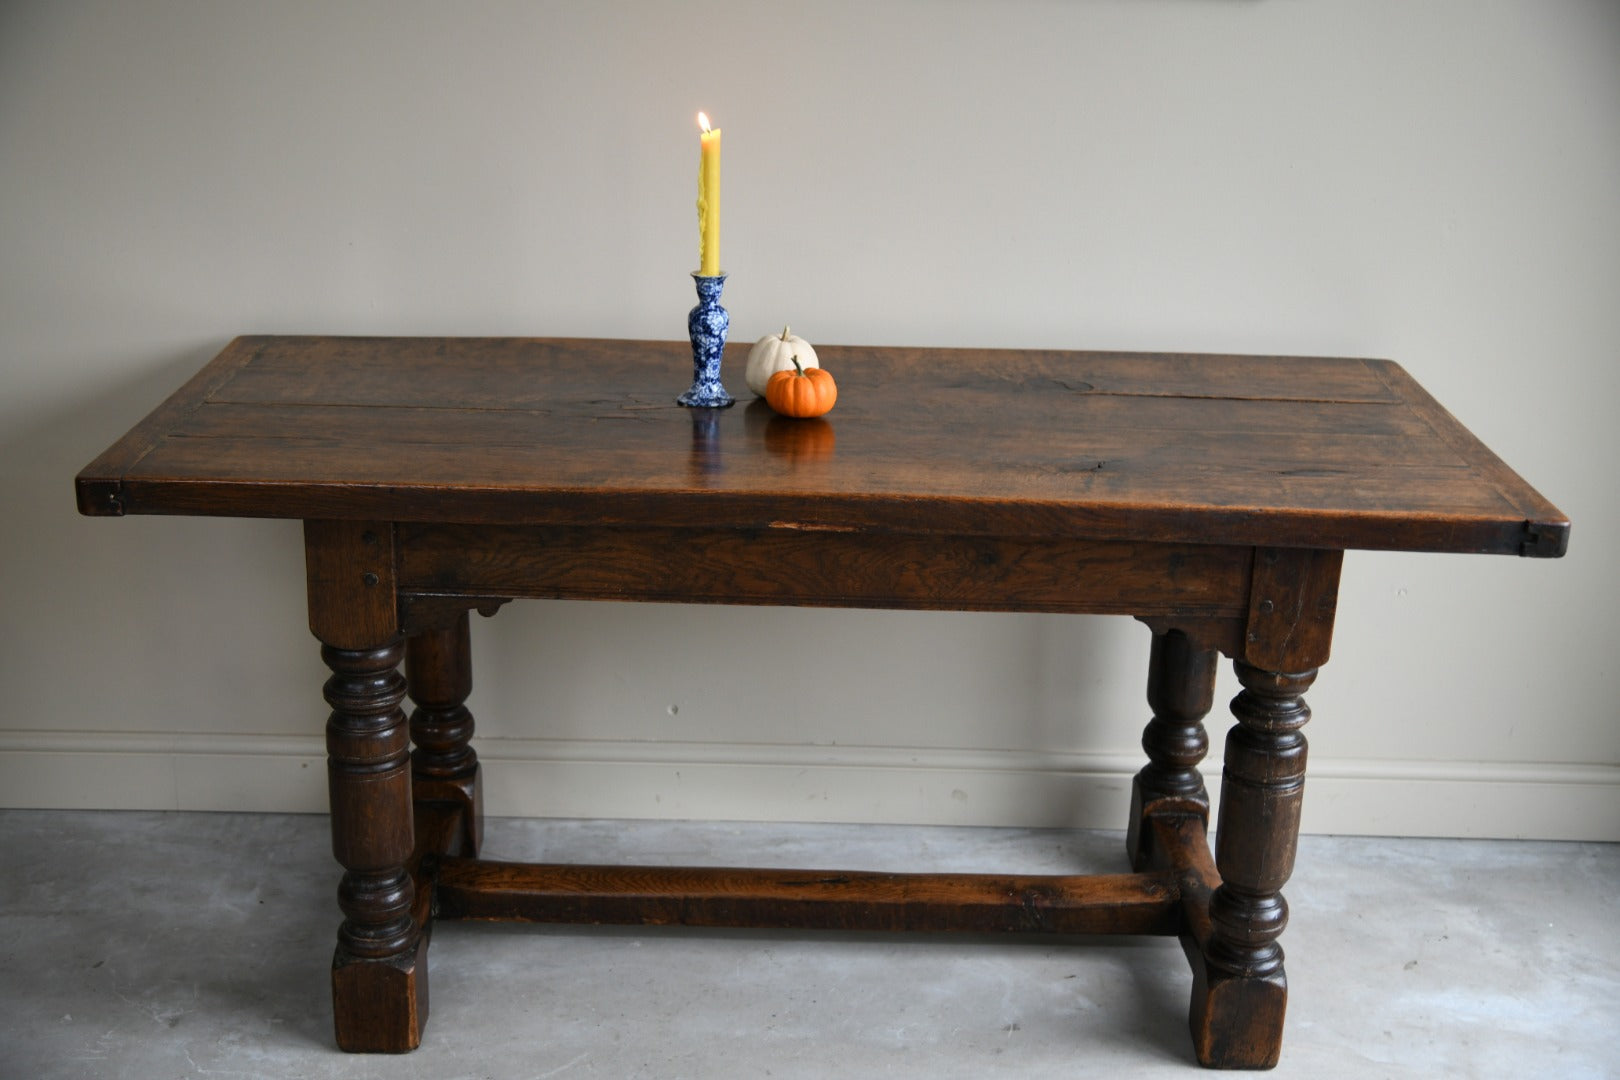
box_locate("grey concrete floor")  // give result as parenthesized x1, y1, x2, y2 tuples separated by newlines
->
(2, 811, 1616, 1079)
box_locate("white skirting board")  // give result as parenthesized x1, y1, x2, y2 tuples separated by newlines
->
(1, 731, 1615, 842)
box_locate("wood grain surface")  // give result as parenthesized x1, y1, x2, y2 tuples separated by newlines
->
(432, 859, 1183, 936)
(78, 336, 1568, 556)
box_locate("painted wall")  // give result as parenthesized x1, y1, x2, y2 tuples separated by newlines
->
(3, 1, 1615, 838)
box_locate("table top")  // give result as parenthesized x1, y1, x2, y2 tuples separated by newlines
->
(76, 336, 1567, 557)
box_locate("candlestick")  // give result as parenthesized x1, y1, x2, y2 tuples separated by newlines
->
(697, 112, 720, 277)
(679, 272, 733, 408)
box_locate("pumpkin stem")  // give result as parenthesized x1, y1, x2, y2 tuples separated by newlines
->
(790, 354, 806, 376)
(780, 325, 792, 341)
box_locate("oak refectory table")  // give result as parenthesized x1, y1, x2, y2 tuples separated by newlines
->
(76, 336, 1567, 1068)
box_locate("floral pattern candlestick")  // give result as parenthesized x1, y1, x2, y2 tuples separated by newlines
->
(679, 272, 733, 407)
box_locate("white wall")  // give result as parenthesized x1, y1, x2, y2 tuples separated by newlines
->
(2, 0, 1615, 839)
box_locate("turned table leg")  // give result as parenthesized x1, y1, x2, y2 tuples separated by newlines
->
(1189, 661, 1315, 1069)
(407, 609, 484, 856)
(1127, 629, 1218, 871)
(323, 638, 427, 1052)
(305, 519, 426, 1052)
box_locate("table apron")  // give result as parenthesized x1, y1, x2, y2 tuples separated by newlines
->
(392, 523, 1254, 618)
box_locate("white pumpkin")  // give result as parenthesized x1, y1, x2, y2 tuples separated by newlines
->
(745, 326, 819, 397)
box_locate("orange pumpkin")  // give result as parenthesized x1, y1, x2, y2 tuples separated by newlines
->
(765, 356, 837, 418)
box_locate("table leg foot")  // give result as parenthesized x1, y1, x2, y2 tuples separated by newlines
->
(333, 935, 429, 1053)
(1127, 629, 1217, 871)
(1188, 961, 1287, 1069)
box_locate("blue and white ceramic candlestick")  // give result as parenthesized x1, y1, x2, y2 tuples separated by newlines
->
(679, 272, 734, 408)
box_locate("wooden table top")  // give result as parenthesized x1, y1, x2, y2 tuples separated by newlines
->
(77, 336, 1568, 557)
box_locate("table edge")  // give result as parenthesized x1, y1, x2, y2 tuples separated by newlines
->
(73, 337, 1571, 558)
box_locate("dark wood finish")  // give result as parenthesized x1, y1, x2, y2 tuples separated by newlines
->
(399, 594, 509, 636)
(320, 638, 425, 1053)
(396, 523, 1253, 616)
(1136, 615, 1247, 661)
(75, 336, 1570, 1069)
(1241, 548, 1342, 671)
(77, 336, 1568, 557)
(74, 342, 262, 518)
(1190, 663, 1317, 1069)
(328, 936, 427, 1057)
(305, 520, 397, 650)
(406, 611, 483, 856)
(1149, 815, 1223, 936)
(434, 860, 1183, 936)
(409, 799, 468, 933)
(1127, 630, 1218, 871)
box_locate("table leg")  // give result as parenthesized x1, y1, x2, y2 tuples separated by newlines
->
(407, 610, 484, 856)
(1127, 629, 1217, 871)
(1189, 660, 1315, 1069)
(323, 637, 427, 1052)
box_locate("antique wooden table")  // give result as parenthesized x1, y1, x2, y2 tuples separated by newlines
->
(77, 336, 1567, 1068)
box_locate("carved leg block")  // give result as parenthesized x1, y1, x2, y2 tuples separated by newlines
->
(413, 766, 484, 857)
(1127, 629, 1218, 871)
(332, 935, 429, 1053)
(407, 610, 483, 856)
(1189, 964, 1287, 1069)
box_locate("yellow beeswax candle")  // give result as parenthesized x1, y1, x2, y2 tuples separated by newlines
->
(697, 112, 721, 276)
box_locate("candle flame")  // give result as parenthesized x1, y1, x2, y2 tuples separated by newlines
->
(698, 111, 712, 133)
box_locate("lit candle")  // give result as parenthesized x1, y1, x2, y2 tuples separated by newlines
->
(697, 111, 721, 276)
